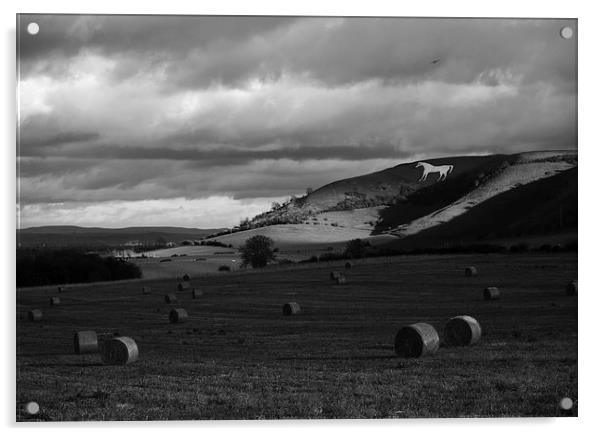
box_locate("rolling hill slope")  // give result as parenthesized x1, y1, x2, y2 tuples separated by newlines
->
(381, 152, 576, 237)
(301, 154, 509, 211)
(207, 223, 397, 250)
(385, 166, 577, 249)
(210, 151, 577, 252)
(212, 150, 576, 250)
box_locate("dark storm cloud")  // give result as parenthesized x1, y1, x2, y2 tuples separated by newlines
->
(19, 142, 407, 163)
(18, 157, 98, 178)
(21, 131, 100, 149)
(17, 15, 577, 227)
(168, 18, 576, 91)
(19, 157, 389, 204)
(19, 16, 576, 90)
(18, 15, 297, 74)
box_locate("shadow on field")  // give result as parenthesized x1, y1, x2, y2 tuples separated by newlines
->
(276, 354, 397, 361)
(17, 351, 71, 357)
(21, 362, 104, 368)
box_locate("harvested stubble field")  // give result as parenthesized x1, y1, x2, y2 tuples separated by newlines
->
(16, 252, 577, 420)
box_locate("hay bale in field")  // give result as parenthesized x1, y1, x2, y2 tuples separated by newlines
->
(73, 330, 98, 354)
(566, 279, 577, 296)
(395, 323, 439, 358)
(444, 315, 482, 346)
(22, 401, 40, 417)
(182, 274, 190, 281)
(282, 302, 301, 316)
(177, 282, 191, 292)
(330, 271, 341, 280)
(49, 296, 60, 306)
(164, 293, 178, 303)
(100, 336, 139, 365)
(169, 308, 188, 323)
(394, 322, 439, 358)
(335, 275, 347, 285)
(27, 309, 42, 322)
(465, 266, 477, 276)
(192, 289, 203, 299)
(345, 262, 352, 270)
(142, 286, 151, 295)
(483, 287, 500, 300)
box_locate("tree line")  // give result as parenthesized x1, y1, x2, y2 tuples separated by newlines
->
(17, 248, 141, 287)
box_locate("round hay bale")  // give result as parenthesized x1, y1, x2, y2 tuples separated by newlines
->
(22, 401, 40, 417)
(335, 275, 347, 285)
(566, 279, 577, 296)
(483, 287, 500, 300)
(345, 262, 352, 270)
(49, 296, 60, 306)
(282, 302, 301, 316)
(142, 286, 151, 295)
(330, 271, 341, 280)
(444, 315, 482, 346)
(192, 289, 203, 299)
(394, 323, 439, 358)
(164, 293, 178, 303)
(100, 336, 139, 365)
(27, 309, 42, 322)
(559, 397, 574, 411)
(182, 274, 190, 281)
(169, 308, 188, 323)
(465, 266, 477, 277)
(73, 330, 98, 354)
(177, 282, 191, 292)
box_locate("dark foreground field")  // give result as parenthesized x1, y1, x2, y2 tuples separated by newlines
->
(16, 252, 577, 420)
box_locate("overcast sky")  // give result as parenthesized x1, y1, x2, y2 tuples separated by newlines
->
(17, 15, 576, 229)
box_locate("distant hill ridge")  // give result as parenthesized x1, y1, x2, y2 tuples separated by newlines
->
(17, 226, 224, 248)
(19, 225, 213, 234)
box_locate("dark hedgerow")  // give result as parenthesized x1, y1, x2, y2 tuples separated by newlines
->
(16, 248, 141, 287)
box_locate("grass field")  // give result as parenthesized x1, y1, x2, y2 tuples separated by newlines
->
(16, 252, 577, 420)
(133, 246, 243, 279)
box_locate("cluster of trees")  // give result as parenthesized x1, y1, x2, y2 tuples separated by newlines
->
(239, 235, 276, 268)
(17, 248, 141, 287)
(235, 199, 317, 232)
(329, 191, 396, 211)
(237, 237, 370, 269)
(198, 240, 232, 248)
(213, 190, 318, 237)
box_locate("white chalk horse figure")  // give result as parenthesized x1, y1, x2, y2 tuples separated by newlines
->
(416, 161, 454, 182)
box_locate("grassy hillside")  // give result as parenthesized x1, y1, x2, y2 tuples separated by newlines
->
(17, 252, 577, 419)
(383, 153, 576, 238)
(373, 155, 512, 233)
(231, 154, 514, 236)
(302, 155, 510, 211)
(387, 167, 577, 250)
(211, 223, 393, 249)
(222, 151, 576, 249)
